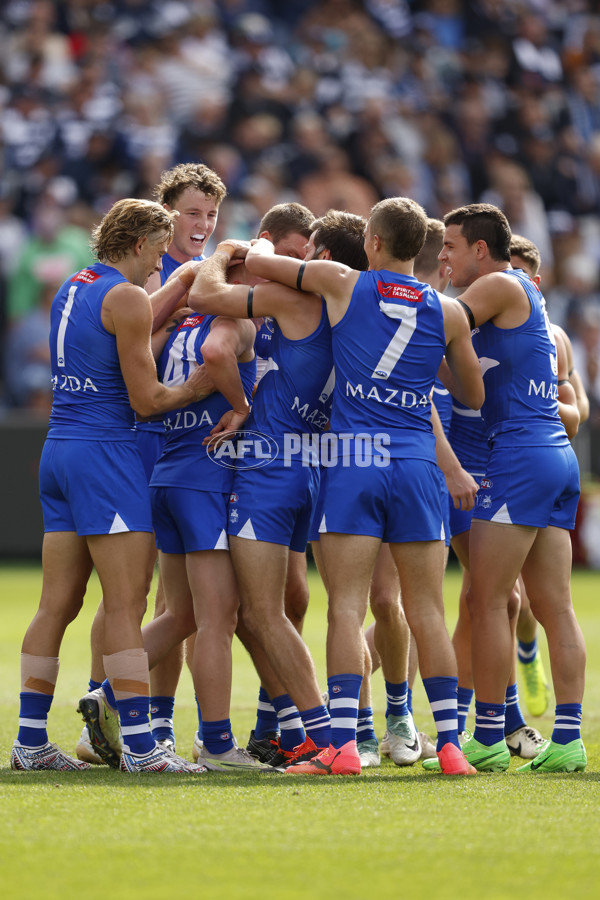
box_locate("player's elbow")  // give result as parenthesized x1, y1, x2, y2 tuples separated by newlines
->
(201, 341, 229, 367)
(465, 382, 484, 410)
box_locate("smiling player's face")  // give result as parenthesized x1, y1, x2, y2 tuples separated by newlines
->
(167, 188, 220, 262)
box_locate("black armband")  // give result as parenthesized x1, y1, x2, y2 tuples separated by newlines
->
(296, 262, 307, 291)
(247, 286, 254, 318)
(558, 379, 570, 386)
(457, 298, 476, 331)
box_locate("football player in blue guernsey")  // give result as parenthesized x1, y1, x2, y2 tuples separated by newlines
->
(11, 198, 212, 774)
(77, 163, 227, 764)
(362, 217, 481, 769)
(188, 231, 337, 768)
(244, 196, 484, 775)
(146, 263, 278, 771)
(433, 202, 586, 774)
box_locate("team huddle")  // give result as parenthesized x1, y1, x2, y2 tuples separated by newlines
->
(11, 163, 587, 777)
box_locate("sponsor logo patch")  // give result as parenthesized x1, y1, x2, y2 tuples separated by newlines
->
(72, 269, 100, 284)
(377, 282, 423, 302)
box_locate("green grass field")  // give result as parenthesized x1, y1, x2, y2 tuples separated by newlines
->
(0, 561, 598, 900)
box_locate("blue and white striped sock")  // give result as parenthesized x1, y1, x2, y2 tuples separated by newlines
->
(504, 682, 526, 735)
(407, 687, 413, 715)
(150, 696, 175, 742)
(17, 692, 52, 747)
(300, 704, 330, 748)
(518, 638, 537, 665)
(385, 680, 409, 718)
(473, 700, 505, 747)
(203, 718, 234, 755)
(272, 694, 304, 751)
(552, 703, 582, 745)
(255, 686, 279, 739)
(422, 676, 459, 750)
(357, 707, 377, 744)
(328, 673, 362, 749)
(457, 685, 473, 734)
(117, 696, 154, 755)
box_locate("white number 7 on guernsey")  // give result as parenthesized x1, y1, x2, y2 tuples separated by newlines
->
(371, 302, 418, 380)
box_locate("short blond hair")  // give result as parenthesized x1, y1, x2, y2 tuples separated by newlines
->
(91, 199, 176, 262)
(510, 234, 541, 277)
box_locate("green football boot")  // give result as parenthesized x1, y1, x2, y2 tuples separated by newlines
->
(516, 739, 587, 773)
(423, 735, 510, 773)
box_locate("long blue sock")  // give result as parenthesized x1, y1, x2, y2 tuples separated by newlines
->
(457, 686, 473, 733)
(203, 718, 234, 755)
(328, 673, 362, 748)
(101, 677, 116, 710)
(150, 696, 175, 742)
(272, 694, 304, 751)
(552, 703, 582, 744)
(117, 696, 154, 755)
(195, 695, 204, 742)
(473, 700, 505, 746)
(300, 704, 330, 748)
(357, 707, 377, 744)
(407, 687, 413, 715)
(423, 676, 459, 750)
(89, 679, 102, 692)
(255, 687, 279, 739)
(385, 680, 409, 717)
(504, 682, 526, 734)
(17, 692, 52, 747)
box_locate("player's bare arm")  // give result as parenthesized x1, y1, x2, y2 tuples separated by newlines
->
(245, 237, 360, 326)
(456, 271, 531, 329)
(439, 297, 484, 410)
(102, 282, 213, 417)
(189, 243, 323, 339)
(147, 260, 204, 332)
(554, 326, 580, 439)
(201, 316, 255, 440)
(552, 323, 590, 423)
(431, 400, 478, 511)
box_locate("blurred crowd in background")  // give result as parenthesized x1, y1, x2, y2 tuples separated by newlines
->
(1, 0, 600, 478)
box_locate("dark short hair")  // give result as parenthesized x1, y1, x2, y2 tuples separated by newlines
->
(444, 203, 511, 262)
(91, 198, 176, 262)
(311, 209, 368, 270)
(510, 233, 541, 277)
(154, 162, 226, 207)
(369, 197, 427, 261)
(258, 202, 315, 242)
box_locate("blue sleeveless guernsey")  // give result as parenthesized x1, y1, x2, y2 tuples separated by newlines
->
(150, 313, 256, 492)
(245, 300, 333, 451)
(136, 251, 206, 439)
(473, 269, 569, 448)
(331, 270, 446, 460)
(48, 263, 135, 441)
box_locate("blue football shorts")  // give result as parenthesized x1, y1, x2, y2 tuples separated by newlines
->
(151, 487, 229, 554)
(472, 443, 580, 530)
(228, 460, 320, 552)
(319, 456, 444, 543)
(39, 438, 152, 535)
(135, 427, 166, 483)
